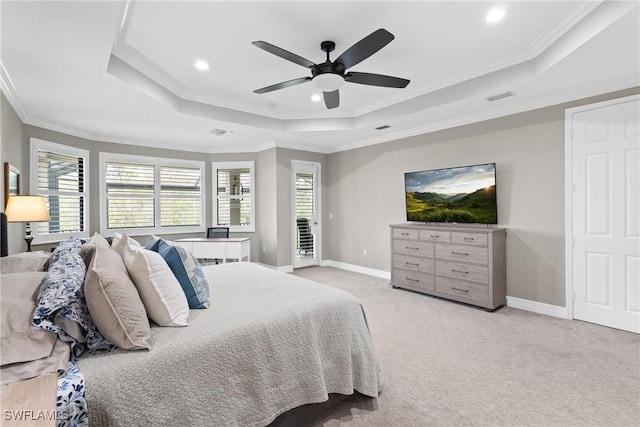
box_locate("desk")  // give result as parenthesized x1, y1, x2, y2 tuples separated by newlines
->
(174, 238, 250, 263)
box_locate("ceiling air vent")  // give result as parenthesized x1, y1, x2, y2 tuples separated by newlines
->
(485, 91, 514, 102)
(209, 129, 233, 136)
(375, 125, 391, 130)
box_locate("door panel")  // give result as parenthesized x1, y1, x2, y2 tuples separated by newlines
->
(570, 96, 639, 333)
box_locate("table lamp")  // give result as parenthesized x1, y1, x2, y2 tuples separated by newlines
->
(5, 195, 50, 252)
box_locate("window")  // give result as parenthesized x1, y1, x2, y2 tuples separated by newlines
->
(30, 138, 89, 243)
(212, 161, 255, 232)
(100, 153, 204, 235)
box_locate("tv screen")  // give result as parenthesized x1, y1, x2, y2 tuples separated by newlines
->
(404, 163, 497, 224)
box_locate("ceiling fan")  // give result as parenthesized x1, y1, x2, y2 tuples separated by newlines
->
(252, 28, 410, 109)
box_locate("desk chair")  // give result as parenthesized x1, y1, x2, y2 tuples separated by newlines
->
(207, 227, 229, 239)
(206, 227, 229, 264)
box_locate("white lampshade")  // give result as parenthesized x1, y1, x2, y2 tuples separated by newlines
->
(312, 73, 345, 92)
(5, 195, 50, 223)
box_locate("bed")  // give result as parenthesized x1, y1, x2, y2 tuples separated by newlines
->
(0, 225, 381, 426)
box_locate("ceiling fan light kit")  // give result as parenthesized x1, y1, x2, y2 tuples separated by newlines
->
(252, 28, 410, 109)
(312, 73, 345, 92)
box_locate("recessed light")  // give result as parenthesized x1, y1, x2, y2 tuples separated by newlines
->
(194, 59, 210, 71)
(486, 8, 505, 24)
(310, 93, 322, 103)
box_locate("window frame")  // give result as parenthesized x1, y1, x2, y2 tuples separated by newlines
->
(212, 161, 255, 233)
(99, 152, 205, 236)
(29, 138, 90, 244)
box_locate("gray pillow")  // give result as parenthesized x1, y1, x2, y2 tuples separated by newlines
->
(84, 244, 152, 350)
(0, 251, 51, 274)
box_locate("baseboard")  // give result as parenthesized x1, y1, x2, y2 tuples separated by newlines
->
(506, 296, 568, 319)
(285, 261, 568, 319)
(277, 265, 293, 273)
(321, 260, 391, 280)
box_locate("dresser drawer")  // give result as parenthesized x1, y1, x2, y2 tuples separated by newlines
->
(393, 228, 420, 240)
(393, 239, 434, 258)
(419, 230, 451, 243)
(436, 259, 488, 283)
(451, 231, 487, 246)
(435, 244, 488, 264)
(436, 277, 489, 304)
(393, 255, 434, 275)
(394, 270, 435, 291)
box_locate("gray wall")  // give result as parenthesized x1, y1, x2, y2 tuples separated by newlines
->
(325, 87, 639, 307)
(0, 94, 329, 266)
(3, 87, 638, 305)
(1, 94, 26, 253)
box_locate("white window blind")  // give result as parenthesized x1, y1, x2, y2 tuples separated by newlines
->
(160, 166, 202, 227)
(105, 162, 155, 229)
(30, 139, 89, 242)
(100, 153, 204, 235)
(212, 161, 255, 232)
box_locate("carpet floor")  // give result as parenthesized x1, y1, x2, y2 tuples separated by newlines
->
(292, 266, 640, 427)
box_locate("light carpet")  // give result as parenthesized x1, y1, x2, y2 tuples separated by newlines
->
(292, 266, 640, 427)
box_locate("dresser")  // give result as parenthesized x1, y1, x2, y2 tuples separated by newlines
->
(390, 224, 506, 310)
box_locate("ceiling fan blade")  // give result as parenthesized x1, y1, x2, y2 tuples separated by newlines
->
(345, 72, 410, 88)
(335, 29, 395, 70)
(252, 41, 316, 68)
(254, 77, 311, 94)
(323, 90, 340, 109)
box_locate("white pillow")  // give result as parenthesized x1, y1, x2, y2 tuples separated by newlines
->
(111, 233, 141, 255)
(120, 237, 189, 327)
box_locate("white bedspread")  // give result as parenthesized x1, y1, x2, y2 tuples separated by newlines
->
(77, 263, 381, 426)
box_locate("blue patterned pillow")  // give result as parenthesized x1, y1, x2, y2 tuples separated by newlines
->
(149, 239, 209, 309)
(33, 237, 113, 357)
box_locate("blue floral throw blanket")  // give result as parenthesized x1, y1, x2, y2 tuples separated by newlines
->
(31, 238, 112, 427)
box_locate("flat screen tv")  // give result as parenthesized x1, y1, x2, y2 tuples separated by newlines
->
(404, 162, 497, 224)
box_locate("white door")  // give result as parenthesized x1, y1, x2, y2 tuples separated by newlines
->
(292, 161, 320, 269)
(567, 95, 639, 333)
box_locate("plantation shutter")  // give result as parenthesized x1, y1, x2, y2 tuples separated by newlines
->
(295, 172, 314, 250)
(160, 166, 201, 227)
(105, 162, 155, 229)
(35, 149, 86, 236)
(216, 168, 251, 226)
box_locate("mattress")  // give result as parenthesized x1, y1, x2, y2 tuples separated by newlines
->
(77, 262, 381, 426)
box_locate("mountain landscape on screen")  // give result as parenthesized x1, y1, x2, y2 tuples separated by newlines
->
(404, 163, 497, 224)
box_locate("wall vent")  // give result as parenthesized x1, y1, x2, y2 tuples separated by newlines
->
(375, 125, 391, 130)
(485, 91, 514, 102)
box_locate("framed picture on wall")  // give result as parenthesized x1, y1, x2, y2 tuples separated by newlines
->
(4, 162, 20, 209)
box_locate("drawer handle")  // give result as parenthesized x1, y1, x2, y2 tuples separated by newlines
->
(451, 269, 469, 274)
(401, 232, 410, 236)
(405, 262, 419, 266)
(430, 234, 440, 238)
(451, 287, 469, 293)
(406, 278, 419, 283)
(406, 246, 420, 250)
(451, 251, 469, 256)
(463, 237, 475, 241)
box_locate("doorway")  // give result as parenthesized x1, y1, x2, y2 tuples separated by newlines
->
(566, 94, 639, 333)
(292, 161, 320, 269)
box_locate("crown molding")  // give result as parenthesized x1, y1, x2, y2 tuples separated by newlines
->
(0, 61, 30, 122)
(328, 78, 639, 154)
